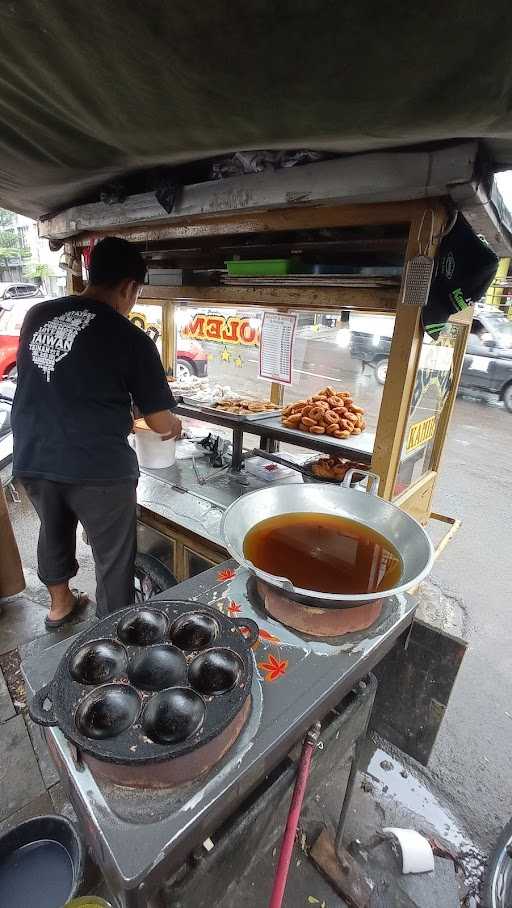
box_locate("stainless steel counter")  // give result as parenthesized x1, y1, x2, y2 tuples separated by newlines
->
(22, 565, 417, 907)
(137, 452, 302, 547)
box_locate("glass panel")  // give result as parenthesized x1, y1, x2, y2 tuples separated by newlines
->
(283, 311, 393, 434)
(175, 305, 270, 398)
(136, 523, 175, 573)
(394, 323, 457, 496)
(185, 548, 216, 579)
(129, 303, 163, 358)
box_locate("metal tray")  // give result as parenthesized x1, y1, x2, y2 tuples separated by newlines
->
(249, 415, 375, 457)
(184, 403, 282, 422)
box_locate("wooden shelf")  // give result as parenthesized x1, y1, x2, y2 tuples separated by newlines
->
(141, 283, 397, 312)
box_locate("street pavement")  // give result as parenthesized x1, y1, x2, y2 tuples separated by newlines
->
(427, 392, 512, 850)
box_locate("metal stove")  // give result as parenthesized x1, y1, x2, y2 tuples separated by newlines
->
(22, 562, 417, 908)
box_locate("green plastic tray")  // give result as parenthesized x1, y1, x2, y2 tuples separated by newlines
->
(225, 259, 298, 276)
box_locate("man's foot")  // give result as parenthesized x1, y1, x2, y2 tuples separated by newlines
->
(45, 590, 89, 629)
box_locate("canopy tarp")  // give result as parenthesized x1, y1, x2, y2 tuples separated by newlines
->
(2, 0, 512, 219)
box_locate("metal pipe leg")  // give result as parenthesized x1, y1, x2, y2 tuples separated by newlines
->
(334, 734, 365, 858)
(231, 427, 244, 472)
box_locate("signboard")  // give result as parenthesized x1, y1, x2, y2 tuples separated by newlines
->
(406, 416, 437, 452)
(181, 313, 260, 346)
(258, 311, 297, 384)
(395, 325, 457, 493)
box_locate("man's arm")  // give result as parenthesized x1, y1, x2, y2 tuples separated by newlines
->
(144, 409, 182, 439)
(128, 329, 181, 439)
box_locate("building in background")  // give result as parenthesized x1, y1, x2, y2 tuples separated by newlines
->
(0, 209, 65, 297)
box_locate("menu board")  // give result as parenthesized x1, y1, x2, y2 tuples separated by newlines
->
(258, 312, 297, 384)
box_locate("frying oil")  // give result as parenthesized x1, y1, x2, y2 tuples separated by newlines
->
(244, 512, 402, 595)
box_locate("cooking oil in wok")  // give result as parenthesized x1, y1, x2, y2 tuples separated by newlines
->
(243, 512, 402, 595)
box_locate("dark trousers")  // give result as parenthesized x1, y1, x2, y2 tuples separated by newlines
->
(22, 479, 137, 617)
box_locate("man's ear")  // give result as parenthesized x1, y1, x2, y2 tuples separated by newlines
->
(119, 278, 134, 299)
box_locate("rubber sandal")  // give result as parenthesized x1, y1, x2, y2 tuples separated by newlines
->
(45, 590, 89, 630)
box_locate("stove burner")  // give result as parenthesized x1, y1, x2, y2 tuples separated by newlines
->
(117, 609, 169, 646)
(69, 639, 128, 686)
(256, 581, 382, 636)
(189, 648, 244, 695)
(143, 687, 205, 744)
(169, 612, 219, 651)
(127, 644, 188, 692)
(76, 684, 141, 740)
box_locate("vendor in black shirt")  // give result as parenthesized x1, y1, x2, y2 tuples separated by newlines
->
(12, 237, 182, 626)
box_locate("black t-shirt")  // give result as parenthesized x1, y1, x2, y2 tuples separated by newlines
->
(12, 296, 176, 483)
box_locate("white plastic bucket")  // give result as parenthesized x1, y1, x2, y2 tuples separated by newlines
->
(134, 425, 176, 469)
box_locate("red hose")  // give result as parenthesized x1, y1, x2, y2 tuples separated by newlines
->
(268, 723, 321, 908)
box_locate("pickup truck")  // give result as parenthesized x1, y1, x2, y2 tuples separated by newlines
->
(349, 309, 512, 412)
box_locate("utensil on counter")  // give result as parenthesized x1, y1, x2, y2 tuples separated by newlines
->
(221, 471, 433, 610)
(246, 449, 374, 487)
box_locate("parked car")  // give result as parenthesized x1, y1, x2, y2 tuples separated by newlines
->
(0, 379, 15, 470)
(349, 309, 512, 411)
(0, 282, 45, 303)
(0, 297, 45, 379)
(0, 297, 208, 381)
(174, 337, 208, 379)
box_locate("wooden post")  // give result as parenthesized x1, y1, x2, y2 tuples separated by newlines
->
(429, 306, 473, 473)
(372, 204, 446, 499)
(161, 301, 176, 375)
(65, 242, 85, 294)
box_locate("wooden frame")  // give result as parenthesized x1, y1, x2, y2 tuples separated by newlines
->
(72, 196, 470, 548)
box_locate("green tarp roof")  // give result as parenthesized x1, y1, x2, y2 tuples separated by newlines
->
(2, 0, 512, 219)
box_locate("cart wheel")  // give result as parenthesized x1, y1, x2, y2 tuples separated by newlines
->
(482, 817, 512, 907)
(375, 358, 388, 385)
(134, 553, 177, 602)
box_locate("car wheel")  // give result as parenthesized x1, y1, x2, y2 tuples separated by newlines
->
(503, 383, 512, 413)
(375, 358, 388, 385)
(134, 552, 177, 602)
(6, 365, 17, 381)
(176, 358, 194, 380)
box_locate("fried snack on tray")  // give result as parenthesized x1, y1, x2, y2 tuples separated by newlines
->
(212, 398, 278, 415)
(310, 457, 368, 482)
(281, 386, 366, 437)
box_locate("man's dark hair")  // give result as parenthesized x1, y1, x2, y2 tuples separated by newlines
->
(89, 237, 146, 287)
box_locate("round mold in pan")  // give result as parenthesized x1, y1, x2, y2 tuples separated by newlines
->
(188, 647, 244, 695)
(75, 684, 141, 740)
(142, 687, 206, 745)
(69, 639, 128, 686)
(169, 611, 219, 652)
(117, 608, 169, 646)
(127, 644, 188, 692)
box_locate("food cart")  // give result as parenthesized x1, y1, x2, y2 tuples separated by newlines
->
(39, 166, 499, 587)
(1, 2, 512, 901)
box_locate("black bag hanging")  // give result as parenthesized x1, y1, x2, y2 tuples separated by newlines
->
(422, 214, 499, 339)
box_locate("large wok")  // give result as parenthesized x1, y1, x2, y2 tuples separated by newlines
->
(220, 471, 434, 609)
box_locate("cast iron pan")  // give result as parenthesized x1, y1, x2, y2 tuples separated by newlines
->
(28, 601, 258, 766)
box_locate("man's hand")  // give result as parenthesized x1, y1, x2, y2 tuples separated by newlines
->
(144, 410, 182, 439)
(161, 414, 182, 440)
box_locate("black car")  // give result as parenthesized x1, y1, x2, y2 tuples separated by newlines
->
(350, 309, 512, 412)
